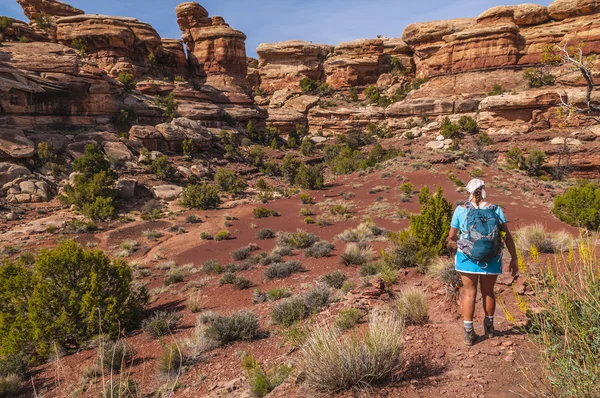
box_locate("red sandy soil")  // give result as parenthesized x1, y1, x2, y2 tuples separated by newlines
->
(4, 158, 580, 398)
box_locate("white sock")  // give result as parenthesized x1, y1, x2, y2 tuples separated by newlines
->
(464, 321, 474, 331)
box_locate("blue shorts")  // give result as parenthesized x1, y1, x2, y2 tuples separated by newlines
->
(455, 251, 503, 275)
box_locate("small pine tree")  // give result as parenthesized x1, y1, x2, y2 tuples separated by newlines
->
(180, 183, 221, 209)
(182, 138, 194, 158)
(410, 186, 452, 255)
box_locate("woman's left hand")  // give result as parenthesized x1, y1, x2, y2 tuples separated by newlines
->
(509, 258, 519, 278)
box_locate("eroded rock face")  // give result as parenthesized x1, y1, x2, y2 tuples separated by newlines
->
(256, 41, 333, 94)
(176, 2, 248, 92)
(0, 129, 35, 159)
(55, 14, 162, 76)
(548, 0, 600, 20)
(16, 0, 84, 23)
(0, 163, 31, 186)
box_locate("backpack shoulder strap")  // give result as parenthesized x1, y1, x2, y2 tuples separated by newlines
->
(464, 201, 475, 210)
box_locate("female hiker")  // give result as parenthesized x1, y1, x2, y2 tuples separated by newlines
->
(448, 178, 519, 346)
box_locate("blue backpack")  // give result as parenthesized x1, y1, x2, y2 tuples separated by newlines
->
(457, 202, 502, 264)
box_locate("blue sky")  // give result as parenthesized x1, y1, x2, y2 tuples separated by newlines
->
(1, 0, 553, 57)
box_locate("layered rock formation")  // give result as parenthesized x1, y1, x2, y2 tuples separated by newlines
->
(176, 2, 249, 92)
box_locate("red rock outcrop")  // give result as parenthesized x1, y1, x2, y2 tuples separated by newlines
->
(0, 17, 50, 42)
(548, 0, 600, 20)
(55, 14, 162, 76)
(256, 41, 333, 94)
(176, 2, 249, 92)
(16, 0, 83, 23)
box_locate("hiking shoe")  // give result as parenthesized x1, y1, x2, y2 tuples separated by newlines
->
(484, 322, 495, 338)
(464, 329, 477, 346)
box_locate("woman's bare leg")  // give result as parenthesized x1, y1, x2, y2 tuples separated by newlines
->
(479, 275, 498, 316)
(460, 273, 479, 321)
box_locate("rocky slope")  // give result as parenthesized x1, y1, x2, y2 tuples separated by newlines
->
(1, 0, 599, 199)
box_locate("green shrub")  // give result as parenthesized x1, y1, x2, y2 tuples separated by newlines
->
(299, 193, 314, 204)
(301, 312, 403, 392)
(505, 148, 524, 169)
(0, 17, 13, 33)
(70, 37, 86, 56)
(277, 230, 320, 249)
(267, 288, 290, 301)
(440, 117, 461, 139)
(200, 232, 213, 240)
(335, 308, 362, 330)
(253, 207, 278, 219)
(246, 145, 265, 167)
(281, 155, 302, 184)
(118, 72, 136, 91)
(300, 137, 316, 156)
(488, 84, 504, 96)
(201, 259, 222, 274)
(522, 149, 546, 176)
(215, 230, 231, 241)
(214, 168, 247, 195)
(458, 116, 478, 135)
(523, 67, 555, 88)
(359, 263, 379, 277)
(264, 261, 306, 280)
(348, 86, 359, 101)
(148, 155, 176, 180)
(200, 310, 261, 345)
(400, 182, 414, 195)
(271, 296, 308, 327)
(186, 214, 202, 224)
(180, 183, 221, 209)
(382, 229, 435, 272)
(112, 107, 137, 131)
(321, 271, 347, 289)
(409, 186, 452, 256)
(182, 138, 194, 157)
(552, 182, 600, 230)
(295, 164, 324, 190)
(0, 241, 147, 359)
(241, 353, 291, 397)
(300, 77, 319, 94)
(99, 340, 135, 371)
(475, 132, 494, 146)
(142, 311, 182, 339)
(154, 93, 178, 122)
(143, 229, 163, 241)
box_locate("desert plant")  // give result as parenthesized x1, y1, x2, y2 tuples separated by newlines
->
(393, 287, 428, 325)
(321, 271, 347, 289)
(294, 164, 324, 190)
(215, 230, 231, 241)
(186, 214, 203, 224)
(488, 84, 504, 96)
(264, 261, 306, 280)
(409, 186, 452, 256)
(299, 193, 314, 204)
(246, 145, 265, 167)
(277, 230, 319, 249)
(253, 207, 277, 219)
(256, 228, 275, 240)
(400, 182, 414, 195)
(201, 259, 223, 274)
(552, 182, 600, 230)
(428, 257, 462, 299)
(118, 72, 136, 91)
(154, 93, 178, 122)
(231, 246, 253, 261)
(182, 138, 194, 157)
(381, 228, 434, 272)
(70, 37, 86, 57)
(524, 236, 600, 397)
(214, 168, 247, 195)
(281, 155, 302, 184)
(0, 241, 147, 359)
(101, 378, 139, 398)
(514, 223, 571, 254)
(147, 155, 176, 180)
(304, 241, 335, 258)
(335, 221, 380, 242)
(99, 340, 135, 371)
(241, 352, 291, 397)
(156, 343, 183, 376)
(142, 311, 182, 339)
(300, 312, 403, 392)
(271, 296, 308, 327)
(143, 229, 163, 241)
(523, 67, 555, 88)
(300, 137, 316, 156)
(335, 308, 363, 331)
(200, 232, 213, 240)
(267, 288, 291, 301)
(199, 310, 261, 345)
(340, 243, 373, 266)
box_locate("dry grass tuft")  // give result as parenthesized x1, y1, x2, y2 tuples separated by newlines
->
(301, 311, 403, 392)
(514, 223, 571, 255)
(393, 287, 428, 325)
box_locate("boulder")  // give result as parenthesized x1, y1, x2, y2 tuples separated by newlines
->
(551, 137, 582, 146)
(284, 95, 321, 113)
(270, 89, 297, 108)
(0, 129, 36, 159)
(27, 134, 71, 154)
(151, 185, 183, 201)
(103, 141, 133, 161)
(129, 125, 164, 151)
(116, 178, 137, 198)
(324, 39, 387, 89)
(67, 141, 96, 159)
(477, 6, 516, 24)
(0, 163, 31, 186)
(4, 178, 49, 203)
(514, 4, 550, 26)
(426, 141, 445, 149)
(386, 98, 454, 117)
